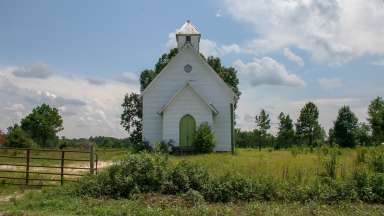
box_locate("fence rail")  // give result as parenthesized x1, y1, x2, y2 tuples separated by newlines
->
(0, 146, 97, 186)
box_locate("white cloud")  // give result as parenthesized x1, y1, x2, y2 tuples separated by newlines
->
(372, 59, 384, 66)
(283, 48, 304, 66)
(224, 0, 384, 64)
(12, 62, 53, 79)
(115, 72, 139, 84)
(318, 78, 343, 90)
(166, 31, 240, 57)
(233, 57, 306, 87)
(216, 9, 223, 17)
(0, 65, 139, 138)
(87, 77, 106, 85)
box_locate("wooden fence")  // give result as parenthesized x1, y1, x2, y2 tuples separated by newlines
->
(0, 146, 97, 186)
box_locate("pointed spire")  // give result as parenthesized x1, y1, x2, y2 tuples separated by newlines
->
(176, 20, 200, 35)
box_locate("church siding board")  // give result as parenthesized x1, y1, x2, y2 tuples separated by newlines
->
(142, 21, 234, 151)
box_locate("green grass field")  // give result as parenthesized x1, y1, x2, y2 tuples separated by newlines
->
(0, 147, 383, 215)
(171, 147, 357, 182)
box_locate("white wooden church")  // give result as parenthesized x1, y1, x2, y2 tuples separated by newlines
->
(142, 21, 236, 151)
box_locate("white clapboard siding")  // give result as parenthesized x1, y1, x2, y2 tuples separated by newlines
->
(142, 45, 234, 151)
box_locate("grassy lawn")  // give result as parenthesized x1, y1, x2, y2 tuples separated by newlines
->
(1, 190, 384, 216)
(0, 147, 382, 215)
(171, 148, 358, 183)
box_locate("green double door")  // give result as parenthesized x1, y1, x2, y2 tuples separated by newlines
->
(179, 114, 196, 147)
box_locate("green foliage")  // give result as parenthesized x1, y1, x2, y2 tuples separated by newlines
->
(321, 153, 338, 179)
(89, 136, 129, 148)
(121, 92, 142, 146)
(368, 96, 384, 145)
(276, 112, 295, 149)
(333, 106, 359, 148)
(254, 109, 271, 150)
(192, 123, 216, 153)
(355, 123, 372, 146)
(255, 109, 271, 133)
(5, 124, 36, 148)
(20, 103, 63, 147)
(296, 102, 321, 147)
(154, 140, 174, 154)
(0, 129, 6, 146)
(206, 56, 241, 108)
(164, 160, 209, 194)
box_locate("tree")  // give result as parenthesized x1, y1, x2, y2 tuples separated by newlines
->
(20, 104, 63, 147)
(5, 124, 36, 148)
(355, 123, 371, 146)
(333, 106, 359, 148)
(276, 112, 295, 149)
(0, 130, 6, 146)
(206, 56, 241, 108)
(368, 97, 384, 144)
(192, 122, 216, 153)
(296, 102, 321, 147)
(255, 109, 271, 149)
(121, 92, 142, 146)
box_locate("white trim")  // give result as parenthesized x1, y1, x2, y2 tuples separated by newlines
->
(141, 45, 236, 101)
(158, 81, 219, 115)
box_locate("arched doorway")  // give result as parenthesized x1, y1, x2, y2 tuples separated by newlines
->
(179, 114, 196, 147)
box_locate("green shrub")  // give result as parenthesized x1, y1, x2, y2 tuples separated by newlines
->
(5, 124, 36, 148)
(321, 153, 338, 179)
(192, 123, 216, 153)
(203, 175, 257, 202)
(182, 189, 204, 206)
(163, 160, 209, 194)
(369, 149, 384, 173)
(131, 140, 153, 153)
(154, 139, 174, 154)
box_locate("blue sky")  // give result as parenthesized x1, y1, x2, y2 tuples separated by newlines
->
(1, 0, 383, 138)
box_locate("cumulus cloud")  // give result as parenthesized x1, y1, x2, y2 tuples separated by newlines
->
(12, 62, 53, 79)
(115, 72, 139, 84)
(0, 65, 139, 138)
(372, 59, 384, 66)
(318, 78, 343, 90)
(166, 31, 240, 57)
(283, 48, 304, 66)
(87, 77, 106, 85)
(233, 57, 306, 87)
(224, 0, 384, 64)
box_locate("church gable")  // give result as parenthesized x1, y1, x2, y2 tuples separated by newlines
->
(141, 45, 235, 103)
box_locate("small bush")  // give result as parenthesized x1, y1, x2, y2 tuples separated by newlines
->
(131, 140, 153, 153)
(182, 189, 204, 206)
(163, 160, 209, 194)
(154, 139, 174, 154)
(192, 123, 216, 153)
(321, 153, 338, 179)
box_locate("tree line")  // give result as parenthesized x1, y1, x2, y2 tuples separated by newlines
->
(236, 97, 384, 149)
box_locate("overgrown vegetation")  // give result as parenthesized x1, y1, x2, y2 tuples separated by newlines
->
(192, 123, 216, 153)
(59, 147, 384, 204)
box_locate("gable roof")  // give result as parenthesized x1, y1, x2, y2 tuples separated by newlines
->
(141, 45, 236, 101)
(158, 81, 219, 115)
(176, 20, 200, 35)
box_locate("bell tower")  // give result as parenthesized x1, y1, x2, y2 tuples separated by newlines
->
(176, 20, 201, 52)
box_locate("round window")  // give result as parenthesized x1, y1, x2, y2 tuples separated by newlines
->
(184, 64, 192, 73)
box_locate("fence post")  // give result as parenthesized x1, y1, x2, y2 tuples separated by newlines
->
(90, 144, 95, 174)
(95, 153, 98, 174)
(25, 149, 30, 185)
(60, 151, 65, 185)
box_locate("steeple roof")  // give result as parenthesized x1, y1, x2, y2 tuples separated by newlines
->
(176, 20, 200, 35)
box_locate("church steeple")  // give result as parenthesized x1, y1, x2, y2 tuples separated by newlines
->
(176, 20, 201, 52)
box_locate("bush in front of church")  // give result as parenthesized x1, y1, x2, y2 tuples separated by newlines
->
(192, 123, 216, 153)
